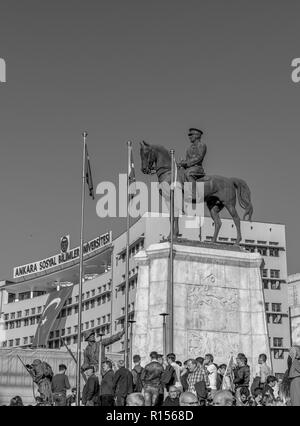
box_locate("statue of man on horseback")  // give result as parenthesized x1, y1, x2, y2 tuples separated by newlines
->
(178, 128, 206, 182)
(140, 128, 253, 245)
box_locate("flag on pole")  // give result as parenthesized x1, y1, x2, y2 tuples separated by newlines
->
(32, 286, 73, 347)
(85, 145, 95, 200)
(128, 142, 136, 200)
(222, 354, 235, 391)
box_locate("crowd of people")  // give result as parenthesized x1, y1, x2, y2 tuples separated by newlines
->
(7, 345, 300, 406)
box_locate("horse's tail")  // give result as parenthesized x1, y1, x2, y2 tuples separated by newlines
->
(231, 178, 253, 221)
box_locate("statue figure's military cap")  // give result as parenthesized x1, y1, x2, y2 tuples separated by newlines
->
(84, 330, 95, 341)
(188, 128, 203, 136)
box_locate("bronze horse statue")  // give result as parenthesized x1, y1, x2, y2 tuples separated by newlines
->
(140, 141, 253, 244)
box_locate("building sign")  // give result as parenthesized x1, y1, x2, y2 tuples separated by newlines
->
(13, 231, 112, 279)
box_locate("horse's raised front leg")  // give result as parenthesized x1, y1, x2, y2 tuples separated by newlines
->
(209, 205, 222, 243)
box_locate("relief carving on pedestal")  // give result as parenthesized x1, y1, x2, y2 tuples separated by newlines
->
(187, 330, 240, 361)
(187, 282, 240, 332)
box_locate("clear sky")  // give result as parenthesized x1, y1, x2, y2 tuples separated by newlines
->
(0, 0, 300, 279)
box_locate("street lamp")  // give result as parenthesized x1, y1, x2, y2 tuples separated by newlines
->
(128, 320, 136, 369)
(160, 313, 169, 357)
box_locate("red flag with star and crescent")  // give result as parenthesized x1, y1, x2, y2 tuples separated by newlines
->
(32, 287, 73, 347)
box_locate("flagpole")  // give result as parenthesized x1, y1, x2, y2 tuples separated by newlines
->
(168, 149, 175, 353)
(124, 140, 132, 368)
(76, 131, 87, 406)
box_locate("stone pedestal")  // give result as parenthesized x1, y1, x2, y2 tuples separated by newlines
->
(132, 241, 270, 371)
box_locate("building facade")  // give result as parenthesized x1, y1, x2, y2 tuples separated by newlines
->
(0, 214, 290, 377)
(288, 273, 300, 346)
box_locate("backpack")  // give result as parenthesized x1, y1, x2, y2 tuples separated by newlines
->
(132, 366, 144, 392)
(161, 366, 176, 388)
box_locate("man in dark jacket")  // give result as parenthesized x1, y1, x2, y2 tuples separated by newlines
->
(233, 353, 250, 392)
(51, 364, 71, 406)
(141, 351, 164, 406)
(82, 365, 100, 406)
(100, 360, 115, 406)
(132, 355, 144, 393)
(113, 360, 133, 406)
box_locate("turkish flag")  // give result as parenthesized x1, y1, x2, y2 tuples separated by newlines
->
(32, 287, 73, 348)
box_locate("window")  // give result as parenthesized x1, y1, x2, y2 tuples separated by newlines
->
(30, 336, 34, 344)
(75, 295, 79, 303)
(91, 290, 95, 297)
(272, 303, 281, 312)
(67, 307, 72, 316)
(107, 314, 111, 323)
(98, 287, 102, 294)
(270, 269, 280, 279)
(2, 341, 7, 348)
(86, 292, 90, 299)
(75, 306, 78, 314)
(68, 298, 72, 305)
(257, 247, 267, 256)
(9, 340, 14, 347)
(31, 308, 36, 315)
(50, 332, 54, 339)
(263, 280, 269, 290)
(9, 322, 15, 329)
(61, 309, 66, 318)
(67, 327, 71, 335)
(16, 320, 21, 328)
(15, 338, 20, 346)
(4, 314, 9, 321)
(272, 314, 282, 324)
(85, 322, 89, 330)
(274, 349, 284, 359)
(17, 311, 22, 318)
(257, 240, 267, 245)
(25, 309, 29, 317)
(273, 337, 283, 347)
(271, 281, 281, 290)
(61, 329, 65, 336)
(30, 317, 35, 325)
(24, 319, 29, 327)
(55, 330, 60, 338)
(90, 300, 95, 309)
(85, 302, 90, 310)
(270, 248, 279, 257)
(74, 325, 78, 333)
(10, 312, 15, 320)
(103, 285, 107, 292)
(90, 320, 94, 328)
(23, 337, 28, 345)
(265, 303, 269, 312)
(102, 315, 106, 324)
(261, 269, 268, 278)
(245, 246, 255, 253)
(107, 293, 111, 302)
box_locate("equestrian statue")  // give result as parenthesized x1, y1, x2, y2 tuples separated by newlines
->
(140, 128, 253, 244)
